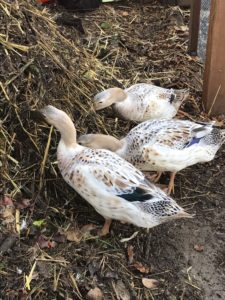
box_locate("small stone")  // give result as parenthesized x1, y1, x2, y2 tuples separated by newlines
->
(87, 287, 103, 300)
(194, 244, 204, 252)
(220, 177, 225, 186)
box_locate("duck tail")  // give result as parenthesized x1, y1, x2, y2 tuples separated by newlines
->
(221, 129, 225, 143)
(174, 211, 194, 219)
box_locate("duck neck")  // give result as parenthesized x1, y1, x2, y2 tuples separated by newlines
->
(115, 138, 127, 157)
(93, 134, 123, 152)
(55, 116, 77, 148)
(110, 88, 128, 104)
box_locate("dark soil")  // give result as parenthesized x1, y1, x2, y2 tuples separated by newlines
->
(1, 1, 225, 299)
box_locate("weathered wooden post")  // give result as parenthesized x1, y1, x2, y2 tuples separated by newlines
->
(202, 0, 225, 115)
(160, 0, 225, 115)
(188, 0, 201, 55)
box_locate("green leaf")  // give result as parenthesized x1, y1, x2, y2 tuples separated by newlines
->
(83, 70, 96, 79)
(100, 22, 111, 30)
(33, 219, 45, 227)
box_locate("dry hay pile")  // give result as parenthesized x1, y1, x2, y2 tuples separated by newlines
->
(0, 0, 203, 200)
(0, 1, 122, 297)
(0, 0, 119, 198)
(0, 0, 206, 299)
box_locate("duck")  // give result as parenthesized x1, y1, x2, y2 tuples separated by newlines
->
(38, 0, 101, 10)
(38, 0, 121, 10)
(78, 119, 225, 194)
(39, 105, 191, 235)
(93, 83, 189, 122)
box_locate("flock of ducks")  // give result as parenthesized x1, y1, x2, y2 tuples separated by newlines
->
(39, 83, 225, 236)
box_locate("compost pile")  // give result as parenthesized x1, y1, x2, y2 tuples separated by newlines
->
(2, 1, 225, 299)
(0, 0, 203, 203)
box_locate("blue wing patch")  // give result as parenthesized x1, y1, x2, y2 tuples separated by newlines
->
(119, 187, 153, 202)
(185, 137, 202, 148)
(169, 93, 175, 104)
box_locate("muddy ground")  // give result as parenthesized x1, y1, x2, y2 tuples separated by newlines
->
(1, 1, 225, 299)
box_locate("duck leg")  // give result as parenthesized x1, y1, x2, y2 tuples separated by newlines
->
(154, 172, 163, 182)
(156, 183, 168, 193)
(178, 110, 194, 120)
(144, 172, 163, 183)
(98, 219, 112, 236)
(167, 172, 177, 195)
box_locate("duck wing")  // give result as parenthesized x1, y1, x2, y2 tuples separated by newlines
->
(127, 119, 215, 149)
(126, 84, 188, 104)
(70, 149, 187, 218)
(144, 120, 215, 150)
(73, 148, 148, 197)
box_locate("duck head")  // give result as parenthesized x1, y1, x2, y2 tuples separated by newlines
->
(39, 105, 77, 147)
(93, 88, 127, 111)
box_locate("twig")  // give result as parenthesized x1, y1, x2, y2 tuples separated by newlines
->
(208, 85, 221, 116)
(68, 272, 83, 300)
(5, 59, 34, 86)
(39, 125, 53, 191)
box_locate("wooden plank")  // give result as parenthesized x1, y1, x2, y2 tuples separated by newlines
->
(159, 0, 191, 6)
(159, 0, 177, 4)
(178, 0, 191, 7)
(203, 0, 225, 115)
(188, 0, 201, 55)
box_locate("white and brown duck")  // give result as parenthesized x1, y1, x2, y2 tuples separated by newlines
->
(78, 119, 225, 194)
(94, 83, 189, 122)
(39, 105, 191, 235)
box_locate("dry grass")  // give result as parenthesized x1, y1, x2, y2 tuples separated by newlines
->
(0, 0, 119, 198)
